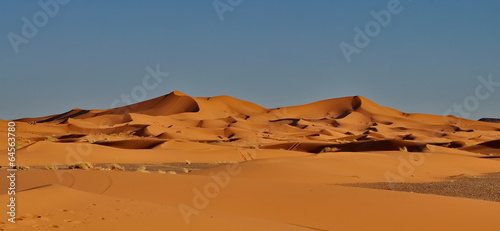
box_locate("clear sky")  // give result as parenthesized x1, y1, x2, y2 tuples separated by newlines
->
(1, 0, 499, 120)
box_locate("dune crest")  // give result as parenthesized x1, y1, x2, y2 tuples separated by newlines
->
(4, 91, 500, 157)
(1, 91, 500, 231)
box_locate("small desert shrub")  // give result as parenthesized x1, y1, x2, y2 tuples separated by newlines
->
(45, 165, 58, 170)
(157, 170, 166, 174)
(44, 136, 58, 142)
(167, 171, 177, 174)
(69, 162, 93, 170)
(182, 168, 191, 173)
(15, 165, 30, 170)
(461, 174, 478, 179)
(320, 147, 340, 153)
(137, 166, 149, 173)
(94, 167, 110, 171)
(86, 138, 96, 143)
(399, 146, 408, 152)
(14, 144, 23, 149)
(249, 145, 259, 149)
(109, 163, 125, 171)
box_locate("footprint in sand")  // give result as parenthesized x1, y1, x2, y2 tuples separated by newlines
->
(35, 215, 50, 222)
(15, 216, 36, 226)
(60, 209, 75, 213)
(64, 219, 82, 224)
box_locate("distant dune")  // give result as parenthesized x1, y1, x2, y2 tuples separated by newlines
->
(1, 91, 499, 230)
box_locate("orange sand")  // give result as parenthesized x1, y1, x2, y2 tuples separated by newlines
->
(1, 91, 499, 230)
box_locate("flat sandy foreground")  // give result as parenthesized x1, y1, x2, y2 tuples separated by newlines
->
(1, 91, 499, 231)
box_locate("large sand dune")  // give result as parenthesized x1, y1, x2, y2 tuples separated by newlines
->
(1, 91, 499, 230)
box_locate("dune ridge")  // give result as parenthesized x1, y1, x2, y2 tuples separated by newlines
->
(1, 91, 500, 230)
(5, 91, 499, 157)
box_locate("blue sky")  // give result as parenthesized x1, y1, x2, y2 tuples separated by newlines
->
(1, 0, 499, 120)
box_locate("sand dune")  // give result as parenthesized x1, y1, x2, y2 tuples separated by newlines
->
(1, 91, 500, 230)
(460, 139, 500, 156)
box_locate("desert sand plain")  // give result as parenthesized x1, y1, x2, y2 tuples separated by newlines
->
(1, 90, 499, 230)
